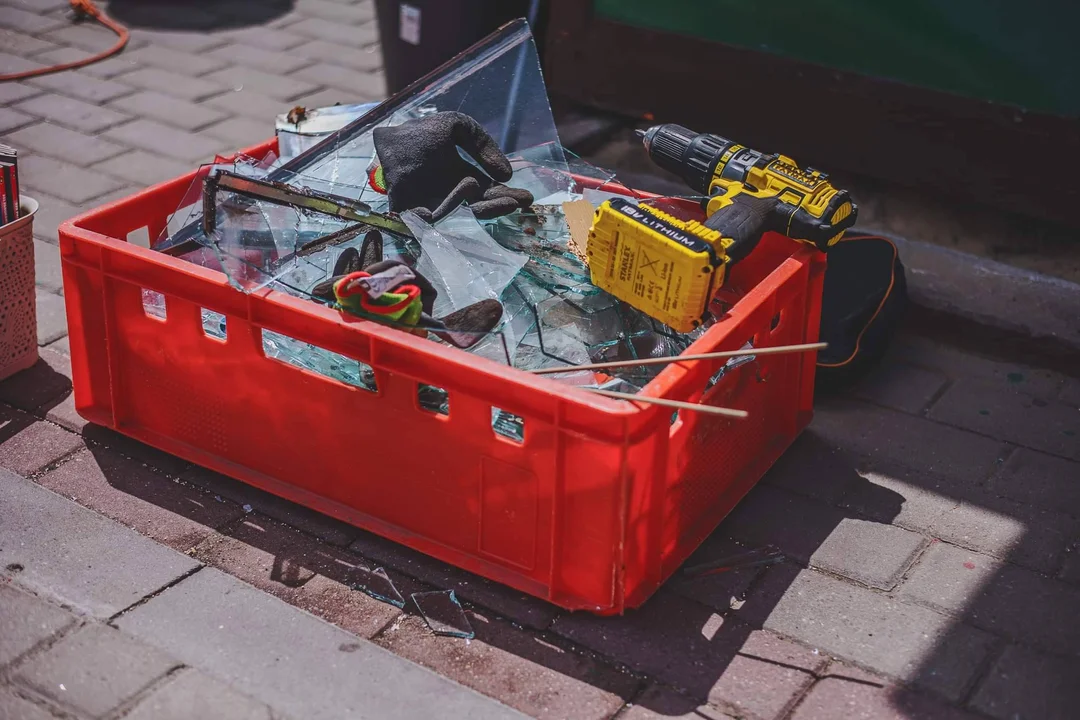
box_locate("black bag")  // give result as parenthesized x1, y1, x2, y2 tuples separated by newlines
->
(815, 234, 907, 390)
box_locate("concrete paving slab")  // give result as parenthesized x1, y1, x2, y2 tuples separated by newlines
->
(288, 39, 382, 72)
(27, 70, 133, 104)
(837, 465, 959, 532)
(124, 668, 275, 720)
(553, 590, 824, 710)
(1060, 546, 1080, 586)
(42, 24, 124, 53)
(0, 6, 66, 34)
(221, 25, 307, 52)
(34, 288, 66, 345)
(0, 51, 42, 77)
(0, 468, 201, 618)
(898, 542, 1080, 657)
(0, 81, 41, 104)
(738, 564, 995, 701)
(0, 106, 33, 134)
(812, 398, 1006, 484)
(38, 448, 243, 552)
(853, 362, 948, 415)
(889, 334, 1066, 401)
(0, 31, 57, 58)
(760, 431, 866, 506)
(926, 494, 1075, 574)
(808, 518, 928, 590)
(202, 87, 292, 121)
(377, 611, 636, 720)
(207, 43, 312, 75)
(929, 378, 1080, 460)
(203, 65, 316, 101)
(970, 644, 1080, 720)
(4, 122, 127, 167)
(32, 238, 63, 294)
(125, 28, 230, 54)
(12, 623, 179, 718)
(113, 67, 228, 102)
(105, 91, 229, 134)
(25, 192, 79, 245)
(116, 567, 526, 720)
(0, 347, 71, 413)
(31, 47, 137, 78)
(716, 484, 848, 565)
(0, 404, 84, 477)
(103, 118, 222, 163)
(20, 154, 125, 205)
(291, 63, 385, 99)
(791, 676, 980, 720)
(120, 45, 230, 77)
(14, 92, 130, 133)
(0, 583, 76, 668)
(0, 687, 56, 720)
(992, 448, 1080, 517)
(95, 149, 192, 188)
(619, 686, 737, 720)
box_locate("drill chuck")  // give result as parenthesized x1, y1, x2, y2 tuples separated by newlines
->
(640, 124, 736, 195)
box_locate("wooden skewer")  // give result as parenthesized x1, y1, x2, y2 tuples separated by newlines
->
(529, 342, 827, 376)
(586, 388, 748, 418)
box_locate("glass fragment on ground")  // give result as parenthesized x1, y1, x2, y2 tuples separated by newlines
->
(352, 567, 406, 608)
(411, 590, 475, 639)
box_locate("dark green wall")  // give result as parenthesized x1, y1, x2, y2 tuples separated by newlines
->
(595, 0, 1079, 116)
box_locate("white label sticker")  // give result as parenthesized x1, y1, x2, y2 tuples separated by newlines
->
(399, 4, 421, 45)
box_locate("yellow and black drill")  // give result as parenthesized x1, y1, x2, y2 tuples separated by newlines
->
(586, 124, 857, 331)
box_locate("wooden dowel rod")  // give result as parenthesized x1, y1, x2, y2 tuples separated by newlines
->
(529, 342, 826, 376)
(586, 388, 748, 418)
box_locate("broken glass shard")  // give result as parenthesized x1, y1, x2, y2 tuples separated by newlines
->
(146, 17, 722, 409)
(492, 408, 525, 442)
(411, 590, 475, 639)
(401, 207, 527, 317)
(262, 329, 378, 392)
(352, 567, 406, 608)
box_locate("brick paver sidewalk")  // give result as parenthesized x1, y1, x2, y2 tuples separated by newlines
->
(2, 0, 385, 345)
(1, 469, 524, 720)
(3, 2, 1080, 719)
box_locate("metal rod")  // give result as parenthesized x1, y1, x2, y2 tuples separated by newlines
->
(213, 170, 413, 238)
(529, 342, 827, 375)
(586, 388, 748, 418)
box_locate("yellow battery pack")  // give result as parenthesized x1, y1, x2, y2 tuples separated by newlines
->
(586, 198, 725, 332)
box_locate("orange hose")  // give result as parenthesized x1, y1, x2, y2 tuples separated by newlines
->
(0, 0, 129, 82)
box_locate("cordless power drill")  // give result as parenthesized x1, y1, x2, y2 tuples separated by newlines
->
(586, 124, 857, 332)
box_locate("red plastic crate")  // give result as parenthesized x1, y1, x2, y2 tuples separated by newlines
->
(59, 139, 825, 614)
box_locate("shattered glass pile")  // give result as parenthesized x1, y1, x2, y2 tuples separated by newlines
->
(150, 20, 726, 434)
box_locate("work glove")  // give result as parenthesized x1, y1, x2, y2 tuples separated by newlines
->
(372, 111, 533, 223)
(311, 230, 503, 349)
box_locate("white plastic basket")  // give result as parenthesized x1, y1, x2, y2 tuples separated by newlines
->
(0, 196, 40, 381)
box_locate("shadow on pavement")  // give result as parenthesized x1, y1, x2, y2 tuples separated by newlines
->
(0, 354, 72, 428)
(104, 0, 295, 31)
(77, 408, 908, 718)
(526, 431, 905, 717)
(32, 330, 1078, 718)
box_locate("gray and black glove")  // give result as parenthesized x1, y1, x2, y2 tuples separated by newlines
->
(372, 111, 533, 223)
